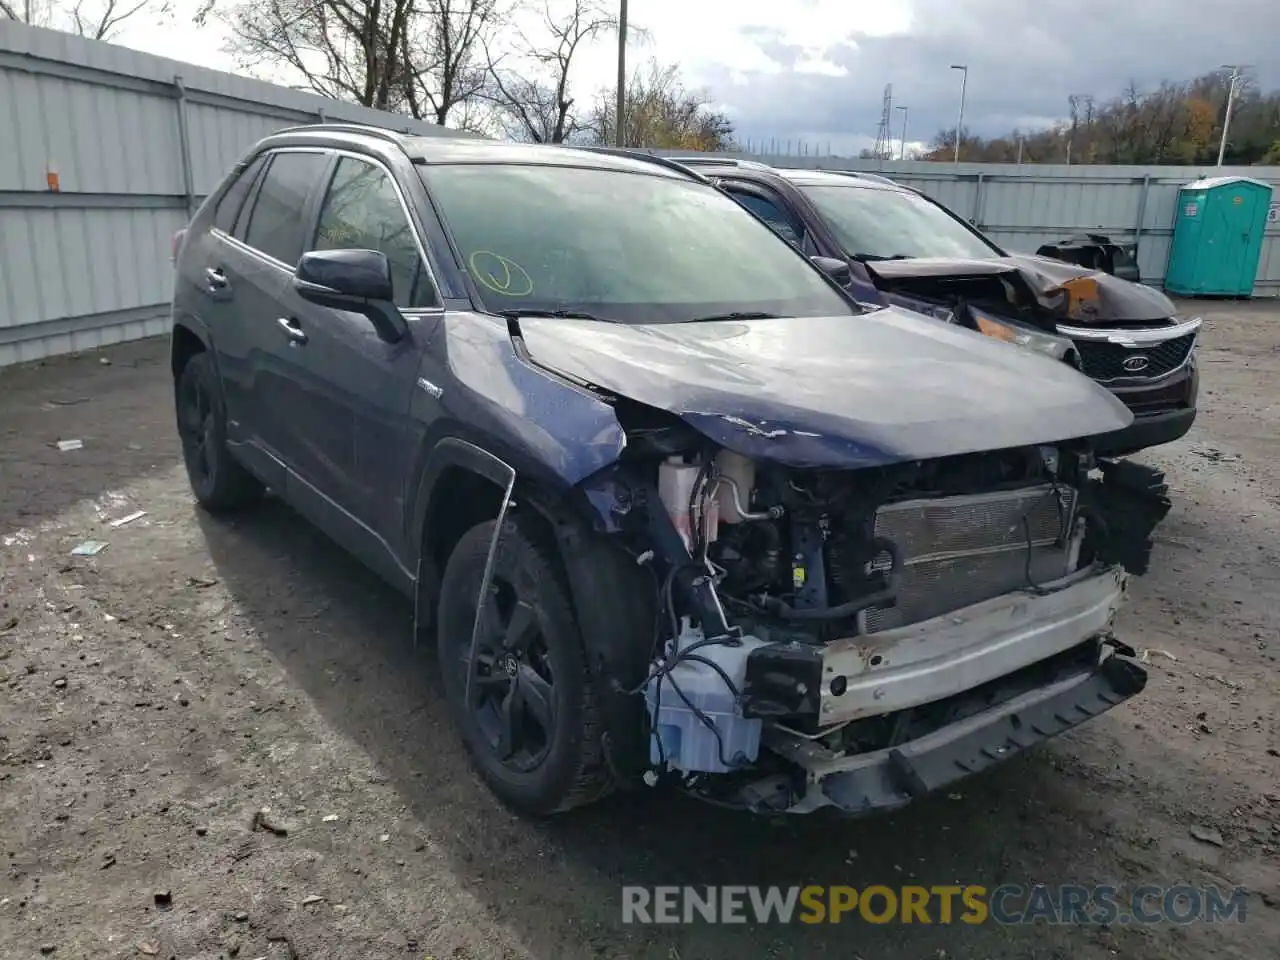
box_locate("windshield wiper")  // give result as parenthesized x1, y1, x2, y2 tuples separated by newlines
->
(849, 252, 911, 262)
(495, 308, 611, 322)
(686, 311, 783, 323)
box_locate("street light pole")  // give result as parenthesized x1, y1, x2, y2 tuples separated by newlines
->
(896, 105, 908, 160)
(1217, 64, 1247, 166)
(615, 0, 628, 147)
(950, 64, 968, 164)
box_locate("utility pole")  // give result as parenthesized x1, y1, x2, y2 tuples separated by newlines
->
(1067, 94, 1080, 166)
(615, 0, 627, 147)
(950, 64, 968, 164)
(896, 105, 909, 160)
(872, 84, 893, 168)
(1217, 64, 1249, 166)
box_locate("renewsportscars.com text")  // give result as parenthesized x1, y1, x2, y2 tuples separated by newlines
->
(621, 884, 1249, 926)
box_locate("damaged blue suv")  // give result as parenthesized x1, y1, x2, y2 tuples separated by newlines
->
(170, 125, 1170, 817)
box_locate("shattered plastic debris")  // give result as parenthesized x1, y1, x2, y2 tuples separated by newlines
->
(1193, 447, 1240, 464)
(70, 541, 108, 557)
(109, 511, 147, 528)
(1189, 824, 1225, 847)
(1139, 648, 1178, 664)
(55, 439, 84, 452)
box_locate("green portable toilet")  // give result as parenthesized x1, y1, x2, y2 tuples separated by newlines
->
(1165, 175, 1273, 297)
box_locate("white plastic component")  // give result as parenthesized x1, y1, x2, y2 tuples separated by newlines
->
(658, 456, 718, 550)
(714, 449, 756, 524)
(645, 618, 767, 774)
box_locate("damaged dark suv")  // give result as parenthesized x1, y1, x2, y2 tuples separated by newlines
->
(669, 158, 1201, 458)
(170, 126, 1170, 817)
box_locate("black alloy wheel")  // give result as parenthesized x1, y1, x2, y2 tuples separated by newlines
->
(175, 352, 263, 513)
(437, 518, 609, 815)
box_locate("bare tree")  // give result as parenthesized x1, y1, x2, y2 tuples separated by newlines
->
(483, 0, 614, 143)
(587, 59, 734, 151)
(220, 0, 416, 109)
(2, 0, 171, 39)
(399, 0, 502, 125)
(218, 0, 500, 124)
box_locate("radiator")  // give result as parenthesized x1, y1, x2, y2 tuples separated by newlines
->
(860, 484, 1079, 633)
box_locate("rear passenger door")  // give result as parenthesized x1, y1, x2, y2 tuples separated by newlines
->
(221, 149, 331, 479)
(279, 152, 443, 565)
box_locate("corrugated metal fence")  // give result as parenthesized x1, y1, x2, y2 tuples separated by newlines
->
(0, 21, 476, 367)
(663, 151, 1280, 298)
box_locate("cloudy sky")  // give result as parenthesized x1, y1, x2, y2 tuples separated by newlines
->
(115, 0, 1280, 156)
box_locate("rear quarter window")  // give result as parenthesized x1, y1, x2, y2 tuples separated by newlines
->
(213, 155, 266, 234)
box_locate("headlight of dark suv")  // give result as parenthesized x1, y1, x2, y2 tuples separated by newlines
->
(969, 308, 1076, 362)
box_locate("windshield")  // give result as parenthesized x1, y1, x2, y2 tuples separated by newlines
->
(798, 184, 1002, 261)
(421, 163, 855, 324)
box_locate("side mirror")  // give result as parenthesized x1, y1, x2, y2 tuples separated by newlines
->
(293, 249, 406, 343)
(810, 255, 852, 287)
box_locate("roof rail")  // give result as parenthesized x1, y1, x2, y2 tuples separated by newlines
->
(818, 169, 898, 186)
(272, 122, 412, 144)
(568, 146, 713, 184)
(659, 155, 772, 171)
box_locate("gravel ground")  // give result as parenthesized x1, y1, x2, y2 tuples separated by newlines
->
(1, 301, 1278, 960)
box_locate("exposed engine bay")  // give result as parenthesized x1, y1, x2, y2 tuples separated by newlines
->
(627, 438, 1168, 814)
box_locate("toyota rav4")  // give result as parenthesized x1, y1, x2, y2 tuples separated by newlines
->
(170, 126, 1170, 817)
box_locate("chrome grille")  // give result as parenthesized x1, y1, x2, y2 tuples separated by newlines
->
(861, 485, 1078, 633)
(1074, 332, 1195, 381)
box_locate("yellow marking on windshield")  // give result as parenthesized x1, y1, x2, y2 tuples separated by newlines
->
(469, 250, 534, 297)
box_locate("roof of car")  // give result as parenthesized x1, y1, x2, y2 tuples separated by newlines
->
(404, 138, 693, 176)
(658, 156, 910, 193)
(266, 124, 695, 179)
(775, 168, 907, 191)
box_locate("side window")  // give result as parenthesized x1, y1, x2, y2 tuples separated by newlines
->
(312, 157, 438, 309)
(728, 190, 803, 248)
(213, 155, 266, 234)
(242, 151, 329, 266)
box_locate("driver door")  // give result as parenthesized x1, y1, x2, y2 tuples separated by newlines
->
(280, 153, 444, 572)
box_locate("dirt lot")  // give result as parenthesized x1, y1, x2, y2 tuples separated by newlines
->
(1, 301, 1278, 960)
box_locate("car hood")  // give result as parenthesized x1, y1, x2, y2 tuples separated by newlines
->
(864, 254, 1177, 324)
(515, 307, 1133, 470)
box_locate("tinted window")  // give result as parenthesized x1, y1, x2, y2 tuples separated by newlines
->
(214, 155, 266, 234)
(729, 190, 802, 247)
(242, 151, 329, 266)
(313, 157, 437, 309)
(798, 184, 1000, 260)
(422, 164, 853, 324)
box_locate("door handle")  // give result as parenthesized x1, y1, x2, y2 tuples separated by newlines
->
(205, 267, 229, 288)
(276, 317, 308, 345)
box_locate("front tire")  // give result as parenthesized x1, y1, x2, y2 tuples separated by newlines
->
(175, 352, 263, 514)
(437, 518, 610, 815)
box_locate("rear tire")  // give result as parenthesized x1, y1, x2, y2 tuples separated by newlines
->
(175, 351, 263, 514)
(437, 518, 611, 815)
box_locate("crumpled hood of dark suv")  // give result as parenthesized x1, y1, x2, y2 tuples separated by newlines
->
(865, 253, 1177, 324)
(516, 306, 1134, 469)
